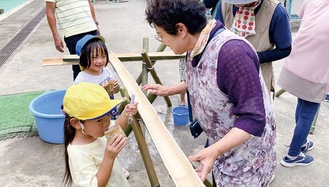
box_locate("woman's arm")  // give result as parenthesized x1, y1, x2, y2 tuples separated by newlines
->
(189, 128, 251, 181)
(257, 46, 291, 63)
(142, 81, 187, 96)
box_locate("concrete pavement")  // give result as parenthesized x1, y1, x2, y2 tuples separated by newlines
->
(0, 0, 328, 186)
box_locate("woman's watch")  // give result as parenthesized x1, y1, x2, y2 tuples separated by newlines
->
(95, 21, 99, 26)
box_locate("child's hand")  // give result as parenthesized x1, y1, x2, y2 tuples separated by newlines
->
(124, 102, 138, 116)
(102, 81, 112, 94)
(105, 134, 127, 159)
(102, 79, 118, 95)
(113, 80, 120, 94)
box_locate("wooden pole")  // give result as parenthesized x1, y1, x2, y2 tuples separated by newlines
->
(121, 98, 160, 187)
(116, 52, 183, 61)
(136, 44, 167, 85)
(156, 43, 167, 52)
(191, 162, 212, 187)
(310, 105, 321, 134)
(275, 88, 286, 97)
(142, 38, 149, 95)
(131, 116, 159, 187)
(118, 97, 133, 136)
(42, 51, 184, 66)
(141, 49, 172, 107)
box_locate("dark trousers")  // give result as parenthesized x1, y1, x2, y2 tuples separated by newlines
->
(64, 30, 98, 80)
(288, 98, 320, 156)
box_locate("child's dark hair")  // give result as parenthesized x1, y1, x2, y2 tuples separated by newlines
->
(62, 112, 76, 187)
(79, 39, 109, 69)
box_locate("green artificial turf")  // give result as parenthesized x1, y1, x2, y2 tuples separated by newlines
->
(0, 91, 45, 137)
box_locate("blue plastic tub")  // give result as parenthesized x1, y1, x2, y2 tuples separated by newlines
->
(172, 106, 189, 126)
(29, 90, 66, 144)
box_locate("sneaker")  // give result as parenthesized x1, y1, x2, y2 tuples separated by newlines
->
(122, 167, 130, 179)
(301, 140, 315, 153)
(280, 153, 313, 167)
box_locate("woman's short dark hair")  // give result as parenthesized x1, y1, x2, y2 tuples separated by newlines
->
(145, 0, 207, 35)
(79, 39, 109, 69)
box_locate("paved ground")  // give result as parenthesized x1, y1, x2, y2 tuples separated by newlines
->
(0, 0, 328, 186)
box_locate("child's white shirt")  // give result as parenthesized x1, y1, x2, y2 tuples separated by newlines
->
(74, 67, 115, 86)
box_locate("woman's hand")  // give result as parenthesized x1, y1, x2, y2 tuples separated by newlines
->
(142, 84, 171, 96)
(188, 128, 252, 181)
(188, 146, 218, 182)
(142, 82, 187, 96)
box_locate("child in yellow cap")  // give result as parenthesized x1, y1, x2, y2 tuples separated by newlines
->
(62, 82, 138, 187)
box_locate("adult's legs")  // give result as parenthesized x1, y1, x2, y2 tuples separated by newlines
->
(64, 30, 98, 80)
(288, 98, 320, 157)
(294, 98, 302, 125)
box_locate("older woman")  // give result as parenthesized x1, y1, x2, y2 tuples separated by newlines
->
(143, 0, 276, 186)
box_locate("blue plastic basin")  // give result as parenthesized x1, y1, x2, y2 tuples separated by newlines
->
(29, 90, 66, 144)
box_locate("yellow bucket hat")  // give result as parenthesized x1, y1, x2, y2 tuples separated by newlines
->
(63, 82, 122, 120)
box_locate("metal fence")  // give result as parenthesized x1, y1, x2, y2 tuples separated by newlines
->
(280, 0, 305, 20)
